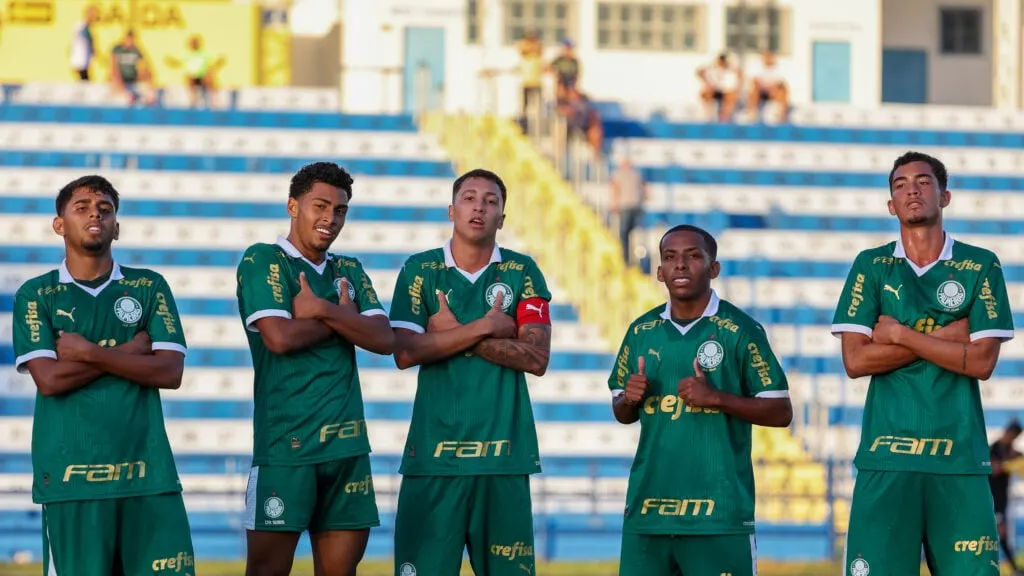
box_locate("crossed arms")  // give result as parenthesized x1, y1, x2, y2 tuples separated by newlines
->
(840, 316, 1002, 380)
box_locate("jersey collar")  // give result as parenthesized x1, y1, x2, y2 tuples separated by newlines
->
(659, 290, 721, 336)
(275, 236, 331, 275)
(893, 231, 953, 277)
(58, 260, 124, 298)
(442, 238, 502, 283)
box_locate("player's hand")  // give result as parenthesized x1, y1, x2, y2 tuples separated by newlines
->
(56, 331, 99, 363)
(482, 289, 517, 339)
(623, 356, 649, 406)
(119, 331, 152, 355)
(292, 272, 325, 320)
(931, 317, 970, 343)
(677, 358, 720, 409)
(336, 277, 358, 312)
(872, 315, 908, 345)
(427, 289, 461, 332)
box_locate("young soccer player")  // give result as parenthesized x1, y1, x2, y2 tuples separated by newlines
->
(388, 168, 552, 576)
(608, 224, 793, 576)
(833, 151, 1014, 575)
(12, 175, 194, 575)
(236, 162, 394, 576)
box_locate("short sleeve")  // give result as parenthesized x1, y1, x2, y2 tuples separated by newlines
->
(830, 251, 880, 339)
(389, 261, 429, 334)
(237, 245, 293, 333)
(969, 258, 1015, 342)
(740, 324, 789, 399)
(12, 282, 58, 373)
(145, 275, 187, 356)
(520, 258, 552, 302)
(347, 259, 387, 319)
(607, 327, 637, 399)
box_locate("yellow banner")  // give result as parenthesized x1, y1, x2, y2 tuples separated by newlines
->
(0, 0, 259, 87)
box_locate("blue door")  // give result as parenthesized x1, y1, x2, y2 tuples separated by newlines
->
(403, 27, 446, 113)
(882, 49, 927, 103)
(812, 41, 851, 103)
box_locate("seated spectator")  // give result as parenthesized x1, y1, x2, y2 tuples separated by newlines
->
(557, 86, 603, 157)
(548, 39, 580, 100)
(165, 35, 225, 109)
(111, 31, 155, 106)
(697, 53, 741, 122)
(747, 51, 789, 122)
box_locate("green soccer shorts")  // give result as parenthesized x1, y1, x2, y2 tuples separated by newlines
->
(245, 454, 380, 533)
(42, 492, 194, 575)
(844, 470, 999, 576)
(619, 532, 757, 576)
(393, 475, 535, 576)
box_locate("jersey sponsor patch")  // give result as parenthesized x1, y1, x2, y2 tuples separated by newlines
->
(516, 297, 551, 326)
(114, 296, 143, 325)
(485, 282, 513, 311)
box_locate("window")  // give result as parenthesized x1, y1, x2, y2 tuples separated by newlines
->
(502, 0, 577, 44)
(596, 3, 704, 51)
(940, 8, 982, 54)
(467, 0, 480, 44)
(724, 5, 789, 54)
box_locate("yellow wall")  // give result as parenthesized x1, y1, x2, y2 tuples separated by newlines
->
(0, 0, 259, 87)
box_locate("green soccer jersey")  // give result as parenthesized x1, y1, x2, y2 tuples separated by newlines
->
(236, 237, 386, 466)
(12, 261, 186, 504)
(607, 292, 790, 536)
(389, 241, 550, 476)
(831, 234, 1015, 475)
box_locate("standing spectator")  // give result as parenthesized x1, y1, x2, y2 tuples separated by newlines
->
(69, 6, 98, 81)
(111, 31, 154, 106)
(610, 158, 647, 264)
(697, 53, 741, 122)
(517, 31, 544, 132)
(166, 35, 224, 108)
(747, 51, 790, 123)
(991, 419, 1023, 576)
(548, 39, 579, 99)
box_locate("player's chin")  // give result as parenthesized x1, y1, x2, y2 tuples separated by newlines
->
(79, 238, 109, 252)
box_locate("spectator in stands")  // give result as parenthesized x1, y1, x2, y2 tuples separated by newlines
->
(69, 6, 99, 81)
(610, 157, 647, 264)
(165, 35, 224, 108)
(517, 31, 544, 132)
(697, 53, 741, 123)
(110, 31, 155, 107)
(990, 419, 1023, 576)
(556, 86, 603, 157)
(747, 51, 790, 123)
(548, 39, 580, 99)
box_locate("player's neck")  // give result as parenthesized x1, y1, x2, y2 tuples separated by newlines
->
(669, 290, 712, 322)
(899, 224, 946, 268)
(286, 232, 327, 265)
(65, 250, 114, 282)
(449, 236, 496, 274)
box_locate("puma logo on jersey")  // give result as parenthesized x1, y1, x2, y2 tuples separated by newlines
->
(647, 348, 661, 361)
(56, 308, 76, 323)
(884, 284, 903, 300)
(243, 255, 256, 264)
(525, 303, 545, 318)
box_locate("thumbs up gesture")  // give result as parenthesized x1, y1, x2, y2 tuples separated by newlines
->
(427, 289, 461, 333)
(337, 277, 357, 311)
(677, 357, 719, 409)
(624, 356, 649, 406)
(292, 271, 325, 320)
(483, 288, 517, 339)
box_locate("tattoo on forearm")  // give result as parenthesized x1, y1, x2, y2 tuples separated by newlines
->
(962, 344, 968, 371)
(474, 324, 551, 372)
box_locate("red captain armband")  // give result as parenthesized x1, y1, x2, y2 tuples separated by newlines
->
(516, 297, 551, 327)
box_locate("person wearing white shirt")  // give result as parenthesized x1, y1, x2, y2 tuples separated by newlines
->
(697, 53, 741, 123)
(69, 6, 98, 81)
(747, 51, 789, 123)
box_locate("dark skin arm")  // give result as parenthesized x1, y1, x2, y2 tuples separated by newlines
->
(840, 317, 970, 379)
(292, 274, 394, 355)
(679, 359, 793, 428)
(254, 316, 334, 355)
(612, 356, 648, 425)
(875, 316, 1003, 380)
(57, 331, 185, 390)
(24, 332, 151, 397)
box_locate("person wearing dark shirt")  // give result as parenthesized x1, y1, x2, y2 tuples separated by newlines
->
(110, 31, 152, 106)
(992, 419, 1023, 575)
(548, 39, 579, 99)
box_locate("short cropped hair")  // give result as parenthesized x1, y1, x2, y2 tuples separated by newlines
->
(289, 162, 354, 200)
(659, 224, 718, 261)
(888, 151, 948, 193)
(452, 168, 507, 205)
(56, 175, 120, 215)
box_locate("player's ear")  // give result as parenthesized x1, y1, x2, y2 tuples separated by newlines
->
(656, 264, 665, 283)
(448, 203, 455, 223)
(939, 188, 951, 208)
(497, 212, 505, 230)
(286, 196, 299, 219)
(113, 221, 120, 241)
(52, 216, 65, 238)
(887, 198, 896, 217)
(708, 260, 721, 281)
